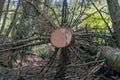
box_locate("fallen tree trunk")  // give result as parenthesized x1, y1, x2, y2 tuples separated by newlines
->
(99, 46, 120, 70)
(84, 44, 120, 70)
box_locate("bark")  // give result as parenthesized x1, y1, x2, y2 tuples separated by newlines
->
(54, 1, 70, 79)
(106, 0, 120, 48)
(54, 48, 70, 80)
(43, 0, 49, 19)
(20, 0, 38, 37)
(5, 0, 20, 36)
(21, 1, 32, 20)
(0, 0, 5, 20)
(21, 0, 38, 20)
(1, 0, 10, 33)
(61, 0, 68, 26)
(99, 46, 120, 70)
(79, 42, 120, 70)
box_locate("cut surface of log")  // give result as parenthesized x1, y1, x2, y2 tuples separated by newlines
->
(50, 28, 72, 48)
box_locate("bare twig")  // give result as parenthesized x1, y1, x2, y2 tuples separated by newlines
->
(26, 0, 59, 28)
(0, 41, 49, 53)
(90, 0, 113, 35)
(82, 62, 104, 80)
(67, 60, 104, 67)
(69, 0, 85, 27)
(0, 36, 49, 47)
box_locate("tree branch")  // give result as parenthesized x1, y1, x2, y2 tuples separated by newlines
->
(90, 0, 113, 36)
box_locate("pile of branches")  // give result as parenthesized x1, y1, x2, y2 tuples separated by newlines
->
(0, 28, 120, 80)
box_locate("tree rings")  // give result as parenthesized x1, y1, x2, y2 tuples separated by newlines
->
(50, 28, 72, 48)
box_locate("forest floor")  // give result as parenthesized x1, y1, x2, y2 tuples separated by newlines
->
(0, 52, 118, 80)
(0, 54, 49, 80)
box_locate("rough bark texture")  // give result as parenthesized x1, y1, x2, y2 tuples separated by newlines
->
(1, 0, 10, 33)
(0, 0, 5, 20)
(54, 48, 70, 80)
(5, 0, 20, 36)
(99, 46, 120, 70)
(106, 0, 120, 48)
(43, 0, 49, 19)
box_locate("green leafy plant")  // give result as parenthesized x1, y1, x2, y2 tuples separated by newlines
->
(36, 48, 49, 59)
(0, 69, 17, 80)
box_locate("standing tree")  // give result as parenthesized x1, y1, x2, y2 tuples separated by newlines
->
(0, 0, 5, 20)
(107, 0, 120, 48)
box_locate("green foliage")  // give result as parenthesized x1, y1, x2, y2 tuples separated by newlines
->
(83, 8, 110, 29)
(10, 19, 32, 68)
(0, 69, 17, 80)
(36, 48, 51, 59)
(80, 6, 115, 46)
(8, 56, 13, 69)
(12, 19, 30, 39)
(0, 1, 17, 35)
(35, 44, 54, 59)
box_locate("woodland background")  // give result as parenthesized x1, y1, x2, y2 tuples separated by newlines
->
(0, 0, 120, 80)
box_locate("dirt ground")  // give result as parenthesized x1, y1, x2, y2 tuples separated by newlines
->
(0, 54, 49, 80)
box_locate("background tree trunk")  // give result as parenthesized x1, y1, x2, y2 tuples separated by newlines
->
(5, 0, 20, 36)
(0, 0, 5, 20)
(106, 0, 120, 48)
(43, 0, 49, 19)
(1, 0, 10, 33)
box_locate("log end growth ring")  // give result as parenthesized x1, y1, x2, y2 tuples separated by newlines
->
(50, 28, 72, 48)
